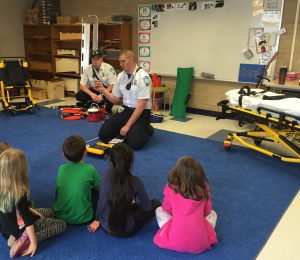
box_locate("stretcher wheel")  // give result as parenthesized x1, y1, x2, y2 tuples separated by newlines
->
(28, 109, 33, 114)
(254, 138, 262, 146)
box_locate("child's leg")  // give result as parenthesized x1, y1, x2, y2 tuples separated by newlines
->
(34, 208, 56, 218)
(34, 208, 66, 242)
(124, 199, 161, 237)
(205, 210, 217, 229)
(155, 206, 172, 228)
(91, 188, 99, 217)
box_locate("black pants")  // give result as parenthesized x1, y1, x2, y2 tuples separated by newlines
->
(75, 89, 114, 113)
(91, 188, 99, 219)
(99, 106, 151, 150)
(110, 199, 161, 237)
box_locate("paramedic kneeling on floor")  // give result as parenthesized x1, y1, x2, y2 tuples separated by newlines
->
(98, 50, 153, 150)
(75, 49, 116, 114)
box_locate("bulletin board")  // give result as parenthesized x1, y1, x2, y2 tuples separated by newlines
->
(138, 0, 281, 81)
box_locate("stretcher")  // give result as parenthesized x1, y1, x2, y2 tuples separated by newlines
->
(86, 142, 114, 157)
(86, 137, 125, 157)
(0, 57, 37, 115)
(217, 87, 300, 163)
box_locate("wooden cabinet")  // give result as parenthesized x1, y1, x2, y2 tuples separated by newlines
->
(23, 23, 132, 83)
(99, 23, 132, 71)
(51, 24, 82, 79)
(23, 25, 54, 80)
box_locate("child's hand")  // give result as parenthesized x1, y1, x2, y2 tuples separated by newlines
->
(87, 220, 101, 232)
(21, 241, 38, 257)
(30, 208, 44, 219)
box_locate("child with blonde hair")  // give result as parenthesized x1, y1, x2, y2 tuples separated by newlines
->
(0, 148, 66, 258)
(153, 156, 218, 253)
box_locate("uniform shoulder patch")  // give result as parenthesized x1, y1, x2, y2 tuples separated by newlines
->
(143, 76, 150, 86)
(109, 67, 116, 75)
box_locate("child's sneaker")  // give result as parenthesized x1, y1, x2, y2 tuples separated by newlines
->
(9, 230, 30, 258)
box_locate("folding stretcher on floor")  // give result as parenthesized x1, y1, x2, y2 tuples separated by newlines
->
(217, 87, 300, 163)
(0, 57, 36, 115)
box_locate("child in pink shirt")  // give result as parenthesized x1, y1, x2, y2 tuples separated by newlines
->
(153, 156, 218, 253)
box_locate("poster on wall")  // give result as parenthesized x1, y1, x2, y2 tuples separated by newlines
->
(139, 19, 151, 30)
(139, 32, 151, 44)
(139, 46, 151, 57)
(255, 33, 270, 54)
(201, 1, 216, 10)
(264, 0, 281, 11)
(248, 27, 264, 47)
(139, 60, 151, 72)
(139, 5, 151, 18)
(152, 4, 165, 12)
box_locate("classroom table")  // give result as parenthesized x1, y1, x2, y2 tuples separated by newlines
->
(264, 80, 300, 92)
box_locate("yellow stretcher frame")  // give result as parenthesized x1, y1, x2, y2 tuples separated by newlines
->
(86, 142, 114, 157)
(218, 100, 300, 163)
(0, 58, 36, 115)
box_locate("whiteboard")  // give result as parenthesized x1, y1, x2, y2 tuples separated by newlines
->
(149, 0, 263, 81)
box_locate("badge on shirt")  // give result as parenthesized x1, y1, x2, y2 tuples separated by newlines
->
(109, 67, 116, 75)
(143, 76, 150, 86)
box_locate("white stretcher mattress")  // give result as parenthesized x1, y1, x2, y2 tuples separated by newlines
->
(226, 89, 300, 118)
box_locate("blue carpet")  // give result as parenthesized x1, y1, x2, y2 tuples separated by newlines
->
(0, 108, 300, 260)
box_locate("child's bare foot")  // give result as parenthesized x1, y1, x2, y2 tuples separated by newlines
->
(7, 235, 16, 247)
(9, 230, 30, 258)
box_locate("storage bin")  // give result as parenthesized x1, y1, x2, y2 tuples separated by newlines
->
(59, 32, 81, 40)
(31, 87, 47, 100)
(61, 78, 79, 92)
(47, 80, 65, 99)
(55, 58, 79, 73)
(57, 49, 79, 56)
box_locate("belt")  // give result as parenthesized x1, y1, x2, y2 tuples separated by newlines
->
(123, 106, 151, 112)
(123, 105, 135, 110)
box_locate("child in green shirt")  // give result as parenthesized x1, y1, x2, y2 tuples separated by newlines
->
(53, 135, 100, 224)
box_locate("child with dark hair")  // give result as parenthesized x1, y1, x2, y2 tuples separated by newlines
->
(153, 156, 218, 253)
(53, 135, 100, 224)
(87, 142, 160, 237)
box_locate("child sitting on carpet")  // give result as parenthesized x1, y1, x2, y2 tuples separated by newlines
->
(0, 148, 67, 258)
(87, 142, 161, 237)
(153, 156, 218, 254)
(53, 135, 100, 224)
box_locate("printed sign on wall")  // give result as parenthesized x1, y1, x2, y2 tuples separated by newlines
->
(139, 32, 151, 44)
(139, 60, 151, 72)
(139, 19, 151, 30)
(139, 5, 152, 18)
(139, 46, 151, 57)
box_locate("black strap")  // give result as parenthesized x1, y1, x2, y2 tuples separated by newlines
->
(127, 67, 142, 85)
(237, 85, 268, 106)
(262, 94, 289, 100)
(92, 66, 107, 87)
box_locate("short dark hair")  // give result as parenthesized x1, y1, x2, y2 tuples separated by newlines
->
(63, 135, 86, 162)
(91, 49, 103, 58)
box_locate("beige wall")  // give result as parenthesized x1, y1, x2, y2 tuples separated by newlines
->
(1, 0, 298, 111)
(60, 0, 300, 111)
(0, 0, 31, 56)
